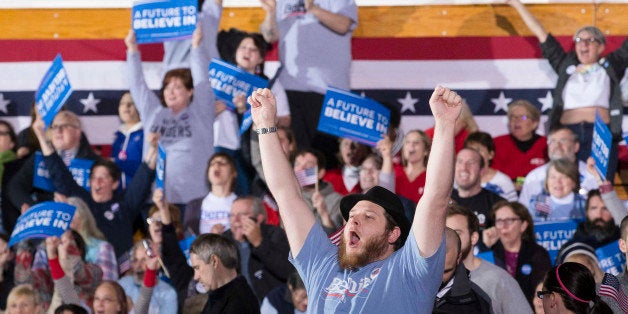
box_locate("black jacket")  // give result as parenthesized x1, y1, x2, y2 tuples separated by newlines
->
(42, 152, 154, 259)
(202, 275, 260, 314)
(492, 240, 551, 306)
(541, 34, 628, 139)
(6, 136, 101, 209)
(433, 263, 493, 314)
(223, 224, 295, 302)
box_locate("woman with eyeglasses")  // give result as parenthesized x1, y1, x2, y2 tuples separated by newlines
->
(483, 200, 551, 306)
(537, 262, 611, 314)
(492, 100, 548, 185)
(507, 0, 628, 181)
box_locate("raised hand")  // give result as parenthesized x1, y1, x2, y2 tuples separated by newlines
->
(242, 217, 263, 247)
(191, 25, 203, 48)
(260, 0, 276, 13)
(45, 236, 60, 259)
(152, 188, 172, 225)
(376, 135, 393, 158)
(125, 30, 139, 53)
(429, 86, 462, 124)
(482, 227, 499, 248)
(248, 88, 278, 129)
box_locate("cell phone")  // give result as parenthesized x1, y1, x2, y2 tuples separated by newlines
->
(142, 240, 155, 258)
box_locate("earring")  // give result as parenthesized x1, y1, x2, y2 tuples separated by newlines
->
(255, 65, 261, 75)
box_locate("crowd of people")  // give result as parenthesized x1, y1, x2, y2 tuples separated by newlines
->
(0, 0, 627, 313)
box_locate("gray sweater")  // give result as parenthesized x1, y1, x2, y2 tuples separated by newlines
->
(127, 47, 215, 204)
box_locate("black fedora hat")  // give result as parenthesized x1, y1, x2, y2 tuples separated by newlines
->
(340, 186, 411, 244)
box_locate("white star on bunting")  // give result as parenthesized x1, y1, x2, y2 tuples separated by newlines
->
(491, 91, 512, 113)
(537, 91, 553, 113)
(80, 92, 101, 113)
(398, 92, 419, 113)
(0, 93, 10, 114)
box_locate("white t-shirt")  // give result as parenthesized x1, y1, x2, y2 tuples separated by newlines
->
(199, 192, 237, 234)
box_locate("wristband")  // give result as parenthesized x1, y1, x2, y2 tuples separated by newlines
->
(256, 126, 277, 135)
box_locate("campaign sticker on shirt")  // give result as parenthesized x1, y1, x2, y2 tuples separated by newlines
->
(566, 65, 577, 75)
(104, 211, 115, 221)
(118, 150, 128, 161)
(521, 264, 532, 275)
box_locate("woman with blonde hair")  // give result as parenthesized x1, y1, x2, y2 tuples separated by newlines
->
(66, 197, 118, 280)
(394, 130, 431, 203)
(6, 284, 42, 314)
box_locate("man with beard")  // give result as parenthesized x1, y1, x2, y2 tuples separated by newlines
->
(432, 228, 492, 314)
(556, 186, 627, 263)
(118, 240, 177, 314)
(445, 204, 532, 314)
(250, 86, 460, 312)
(451, 148, 505, 251)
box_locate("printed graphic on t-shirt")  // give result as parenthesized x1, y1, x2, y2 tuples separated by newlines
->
(322, 267, 381, 304)
(281, 0, 306, 19)
(150, 115, 193, 141)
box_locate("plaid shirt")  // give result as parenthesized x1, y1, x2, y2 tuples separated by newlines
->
(15, 240, 102, 311)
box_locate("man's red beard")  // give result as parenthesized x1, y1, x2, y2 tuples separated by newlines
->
(338, 231, 390, 270)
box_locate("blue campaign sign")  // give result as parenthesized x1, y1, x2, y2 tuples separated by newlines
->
(476, 251, 495, 264)
(132, 0, 197, 44)
(317, 87, 390, 147)
(534, 220, 578, 264)
(156, 143, 166, 190)
(209, 58, 268, 110)
(8, 202, 76, 247)
(591, 112, 612, 178)
(33, 152, 94, 192)
(35, 54, 72, 129)
(178, 235, 196, 264)
(596, 241, 626, 276)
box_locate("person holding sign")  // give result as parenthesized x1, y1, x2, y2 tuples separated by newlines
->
(126, 24, 215, 211)
(31, 115, 157, 264)
(214, 32, 291, 196)
(506, 0, 628, 180)
(7, 111, 101, 216)
(15, 230, 102, 312)
(250, 86, 460, 312)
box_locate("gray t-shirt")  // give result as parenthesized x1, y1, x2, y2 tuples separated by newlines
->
(291, 225, 445, 313)
(276, 0, 357, 93)
(470, 259, 533, 314)
(127, 47, 215, 204)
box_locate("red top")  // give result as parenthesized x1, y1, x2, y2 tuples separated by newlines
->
(394, 164, 426, 203)
(492, 134, 548, 180)
(425, 127, 469, 154)
(323, 168, 362, 196)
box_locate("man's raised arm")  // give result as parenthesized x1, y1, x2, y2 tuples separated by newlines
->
(413, 86, 462, 257)
(249, 88, 316, 256)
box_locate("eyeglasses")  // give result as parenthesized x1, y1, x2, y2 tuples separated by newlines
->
(508, 114, 527, 121)
(494, 217, 521, 228)
(574, 37, 599, 45)
(146, 217, 162, 225)
(49, 123, 79, 132)
(537, 290, 553, 299)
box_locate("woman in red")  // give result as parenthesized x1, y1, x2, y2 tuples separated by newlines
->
(394, 130, 430, 203)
